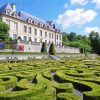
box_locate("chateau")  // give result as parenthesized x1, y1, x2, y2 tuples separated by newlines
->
(0, 3, 79, 53)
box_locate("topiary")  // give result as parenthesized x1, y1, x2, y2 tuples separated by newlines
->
(41, 42, 47, 53)
(49, 43, 55, 55)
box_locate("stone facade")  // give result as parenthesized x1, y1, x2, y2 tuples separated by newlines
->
(0, 3, 80, 53)
(0, 3, 62, 46)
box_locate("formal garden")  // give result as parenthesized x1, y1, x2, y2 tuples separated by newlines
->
(0, 56, 100, 100)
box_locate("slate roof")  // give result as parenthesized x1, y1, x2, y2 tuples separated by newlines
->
(0, 3, 61, 32)
(19, 11, 48, 24)
(0, 3, 13, 13)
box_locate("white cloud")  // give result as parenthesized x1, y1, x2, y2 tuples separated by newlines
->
(71, 0, 88, 5)
(64, 3, 68, 8)
(56, 8, 97, 28)
(92, 0, 100, 9)
(84, 27, 100, 33)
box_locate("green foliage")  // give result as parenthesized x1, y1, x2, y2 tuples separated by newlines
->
(41, 42, 47, 53)
(62, 32, 91, 53)
(57, 93, 81, 100)
(0, 20, 10, 41)
(4, 44, 11, 49)
(68, 32, 77, 41)
(89, 31, 100, 55)
(0, 58, 100, 100)
(49, 43, 55, 55)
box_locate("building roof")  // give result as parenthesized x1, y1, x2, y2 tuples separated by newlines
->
(19, 11, 47, 24)
(0, 3, 61, 33)
(0, 3, 12, 13)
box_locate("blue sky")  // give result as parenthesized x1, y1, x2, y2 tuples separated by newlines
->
(0, 0, 100, 35)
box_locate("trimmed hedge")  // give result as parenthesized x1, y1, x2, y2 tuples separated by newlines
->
(0, 76, 17, 89)
(0, 57, 99, 100)
(57, 93, 81, 100)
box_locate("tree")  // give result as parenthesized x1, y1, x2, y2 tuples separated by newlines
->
(62, 32, 69, 46)
(41, 42, 47, 53)
(0, 20, 10, 41)
(49, 43, 55, 55)
(89, 31, 100, 55)
(68, 32, 76, 41)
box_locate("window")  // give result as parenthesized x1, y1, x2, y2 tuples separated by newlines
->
(13, 13, 18, 18)
(24, 26, 27, 33)
(40, 30, 42, 36)
(6, 10, 10, 15)
(59, 35, 61, 40)
(28, 27, 32, 34)
(13, 22, 17, 30)
(34, 28, 37, 35)
(49, 41, 51, 44)
(45, 40, 47, 43)
(28, 18, 32, 23)
(49, 33, 51, 38)
(57, 35, 58, 40)
(24, 36, 27, 41)
(40, 39, 42, 43)
(45, 32, 47, 37)
(28, 37, 31, 41)
(52, 34, 53, 39)
(6, 19, 10, 26)
(34, 38, 37, 42)
(13, 34, 17, 40)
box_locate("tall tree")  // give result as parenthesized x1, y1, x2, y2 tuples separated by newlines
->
(89, 31, 100, 54)
(0, 20, 10, 41)
(49, 43, 55, 55)
(41, 42, 47, 53)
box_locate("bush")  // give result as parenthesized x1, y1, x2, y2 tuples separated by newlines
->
(4, 44, 11, 49)
(49, 43, 55, 55)
(41, 42, 47, 53)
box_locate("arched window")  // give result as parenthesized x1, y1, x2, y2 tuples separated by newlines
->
(34, 20, 38, 25)
(6, 10, 11, 15)
(12, 12, 18, 18)
(27, 18, 32, 23)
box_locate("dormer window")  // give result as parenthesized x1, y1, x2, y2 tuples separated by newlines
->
(27, 18, 32, 23)
(47, 25, 50, 29)
(38, 22, 43, 27)
(40, 23, 43, 27)
(43, 24, 45, 28)
(6, 10, 11, 16)
(12, 12, 18, 18)
(34, 20, 38, 25)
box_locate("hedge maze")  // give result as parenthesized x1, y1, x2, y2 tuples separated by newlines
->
(0, 57, 100, 100)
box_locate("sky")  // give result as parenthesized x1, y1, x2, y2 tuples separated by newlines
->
(0, 0, 100, 35)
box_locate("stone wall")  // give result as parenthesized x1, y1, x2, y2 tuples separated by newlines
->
(0, 41, 80, 53)
(17, 41, 80, 53)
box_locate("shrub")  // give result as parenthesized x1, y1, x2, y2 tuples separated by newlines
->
(4, 44, 11, 49)
(49, 43, 55, 55)
(41, 42, 47, 53)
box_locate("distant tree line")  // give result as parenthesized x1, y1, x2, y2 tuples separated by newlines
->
(62, 31, 100, 55)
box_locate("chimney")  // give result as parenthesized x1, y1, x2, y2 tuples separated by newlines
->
(11, 3, 16, 12)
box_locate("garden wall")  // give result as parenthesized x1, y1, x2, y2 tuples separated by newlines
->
(17, 41, 80, 53)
